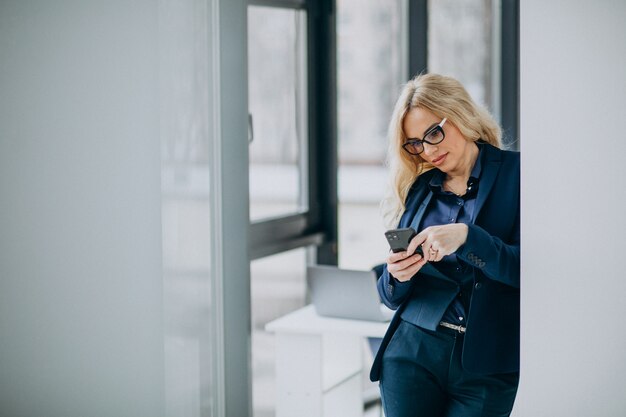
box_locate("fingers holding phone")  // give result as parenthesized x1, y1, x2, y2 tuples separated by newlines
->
(414, 224, 469, 262)
(384, 228, 427, 282)
(386, 250, 427, 282)
(405, 232, 427, 260)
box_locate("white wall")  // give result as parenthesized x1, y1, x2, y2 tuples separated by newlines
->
(0, 1, 251, 415)
(0, 2, 164, 416)
(516, 1, 626, 416)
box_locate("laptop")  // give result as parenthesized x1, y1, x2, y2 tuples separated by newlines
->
(307, 265, 395, 322)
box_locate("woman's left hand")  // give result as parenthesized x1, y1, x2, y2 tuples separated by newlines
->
(405, 224, 469, 262)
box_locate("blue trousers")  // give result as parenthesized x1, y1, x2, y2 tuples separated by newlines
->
(380, 320, 519, 417)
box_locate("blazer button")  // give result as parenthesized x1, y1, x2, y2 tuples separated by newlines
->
(474, 282, 482, 290)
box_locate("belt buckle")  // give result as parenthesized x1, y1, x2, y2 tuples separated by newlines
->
(439, 321, 466, 334)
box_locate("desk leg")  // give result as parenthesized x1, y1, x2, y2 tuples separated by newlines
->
(274, 332, 364, 417)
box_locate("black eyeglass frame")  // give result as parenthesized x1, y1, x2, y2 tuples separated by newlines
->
(402, 117, 448, 155)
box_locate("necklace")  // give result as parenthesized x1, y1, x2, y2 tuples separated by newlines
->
(443, 144, 479, 197)
(443, 180, 467, 197)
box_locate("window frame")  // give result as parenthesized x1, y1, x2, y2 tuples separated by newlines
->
(500, 0, 519, 149)
(248, 0, 338, 265)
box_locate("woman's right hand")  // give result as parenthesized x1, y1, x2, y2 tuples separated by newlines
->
(386, 240, 428, 282)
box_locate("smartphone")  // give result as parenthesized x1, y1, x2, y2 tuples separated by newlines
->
(384, 227, 423, 255)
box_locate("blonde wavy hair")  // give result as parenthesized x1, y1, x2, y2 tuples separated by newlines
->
(382, 73, 503, 228)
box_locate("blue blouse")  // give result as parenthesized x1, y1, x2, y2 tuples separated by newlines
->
(400, 143, 483, 326)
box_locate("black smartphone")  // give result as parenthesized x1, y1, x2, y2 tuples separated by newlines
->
(384, 227, 423, 255)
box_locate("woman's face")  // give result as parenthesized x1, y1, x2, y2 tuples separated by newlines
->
(402, 107, 474, 174)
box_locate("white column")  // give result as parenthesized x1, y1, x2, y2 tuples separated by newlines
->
(517, 1, 626, 416)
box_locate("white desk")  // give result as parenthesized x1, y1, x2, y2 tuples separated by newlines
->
(265, 305, 390, 417)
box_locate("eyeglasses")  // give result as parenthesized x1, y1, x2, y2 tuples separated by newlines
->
(402, 118, 447, 155)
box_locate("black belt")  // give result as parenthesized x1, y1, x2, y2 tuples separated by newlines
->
(439, 321, 466, 333)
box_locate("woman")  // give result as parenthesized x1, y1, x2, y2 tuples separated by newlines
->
(370, 73, 520, 417)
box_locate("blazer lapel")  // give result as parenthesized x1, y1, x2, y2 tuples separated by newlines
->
(398, 181, 426, 228)
(399, 177, 452, 282)
(471, 144, 502, 223)
(408, 191, 433, 231)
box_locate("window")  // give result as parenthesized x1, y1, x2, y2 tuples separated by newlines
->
(336, 0, 407, 270)
(428, 0, 498, 111)
(248, 6, 308, 222)
(427, 0, 520, 147)
(247, 0, 336, 262)
(247, 2, 336, 416)
(250, 247, 309, 417)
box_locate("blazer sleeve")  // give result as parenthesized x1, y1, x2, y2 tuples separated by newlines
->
(377, 264, 415, 310)
(457, 203, 520, 288)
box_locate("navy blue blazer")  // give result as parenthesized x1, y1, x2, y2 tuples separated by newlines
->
(370, 143, 520, 380)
